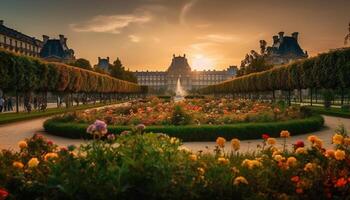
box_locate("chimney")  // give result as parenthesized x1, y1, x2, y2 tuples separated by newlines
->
(292, 32, 299, 41)
(98, 57, 101, 62)
(107, 57, 110, 62)
(0, 20, 3, 26)
(183, 54, 186, 57)
(42, 35, 49, 43)
(173, 54, 175, 58)
(273, 35, 279, 44)
(278, 31, 284, 43)
(59, 34, 65, 43)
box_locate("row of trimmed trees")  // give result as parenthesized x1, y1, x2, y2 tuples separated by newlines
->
(199, 48, 350, 105)
(0, 50, 147, 112)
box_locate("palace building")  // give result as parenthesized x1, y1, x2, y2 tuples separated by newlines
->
(134, 54, 237, 93)
(40, 34, 75, 63)
(263, 31, 308, 65)
(0, 20, 43, 57)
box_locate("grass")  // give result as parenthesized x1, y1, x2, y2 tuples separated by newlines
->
(44, 115, 324, 141)
(0, 102, 121, 125)
(307, 106, 350, 118)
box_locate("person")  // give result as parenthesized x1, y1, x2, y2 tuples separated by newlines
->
(7, 97, 13, 111)
(0, 97, 4, 112)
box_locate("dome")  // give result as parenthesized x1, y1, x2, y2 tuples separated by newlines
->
(167, 54, 192, 74)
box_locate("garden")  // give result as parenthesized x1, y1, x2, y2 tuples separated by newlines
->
(0, 122, 349, 199)
(43, 97, 324, 141)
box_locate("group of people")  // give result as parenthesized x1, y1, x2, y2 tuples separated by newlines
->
(0, 96, 14, 113)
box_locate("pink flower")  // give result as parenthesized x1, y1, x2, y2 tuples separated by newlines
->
(0, 188, 8, 200)
(294, 140, 305, 148)
(262, 134, 270, 140)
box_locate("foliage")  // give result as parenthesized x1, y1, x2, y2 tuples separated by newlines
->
(199, 48, 350, 94)
(0, 50, 143, 94)
(69, 58, 93, 71)
(109, 58, 137, 83)
(1, 127, 350, 199)
(53, 98, 307, 127)
(323, 89, 334, 109)
(43, 115, 324, 141)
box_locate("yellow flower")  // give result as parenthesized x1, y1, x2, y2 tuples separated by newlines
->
(332, 134, 344, 145)
(334, 150, 346, 161)
(280, 130, 290, 138)
(325, 149, 335, 158)
(344, 138, 350, 145)
(44, 152, 59, 161)
(304, 162, 316, 172)
(242, 159, 262, 169)
(273, 154, 285, 162)
(267, 138, 277, 145)
(286, 157, 297, 167)
(12, 161, 24, 169)
(295, 147, 307, 154)
(233, 176, 248, 185)
(189, 154, 197, 161)
(231, 138, 240, 151)
(28, 158, 39, 168)
(18, 141, 28, 149)
(197, 167, 205, 175)
(218, 157, 229, 165)
(216, 137, 226, 148)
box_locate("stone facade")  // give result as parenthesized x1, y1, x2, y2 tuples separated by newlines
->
(263, 31, 308, 65)
(0, 20, 43, 57)
(40, 34, 75, 63)
(134, 54, 237, 93)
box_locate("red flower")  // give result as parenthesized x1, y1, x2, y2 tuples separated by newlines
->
(335, 178, 347, 188)
(0, 188, 8, 200)
(291, 176, 300, 183)
(47, 140, 53, 146)
(262, 134, 270, 140)
(294, 140, 305, 148)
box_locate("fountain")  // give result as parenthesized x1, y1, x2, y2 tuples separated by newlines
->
(174, 76, 186, 102)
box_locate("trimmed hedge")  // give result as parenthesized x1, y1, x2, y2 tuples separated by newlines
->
(199, 47, 350, 94)
(308, 106, 350, 118)
(0, 50, 144, 94)
(44, 115, 324, 141)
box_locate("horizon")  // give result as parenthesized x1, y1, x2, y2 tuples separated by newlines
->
(1, 0, 349, 71)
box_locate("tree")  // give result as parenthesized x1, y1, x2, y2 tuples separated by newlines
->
(109, 58, 137, 83)
(69, 58, 93, 71)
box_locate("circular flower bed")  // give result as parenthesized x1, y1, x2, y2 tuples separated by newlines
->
(44, 98, 324, 141)
(1, 127, 350, 199)
(59, 97, 308, 126)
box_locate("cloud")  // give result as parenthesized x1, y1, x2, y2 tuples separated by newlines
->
(129, 35, 141, 43)
(180, 0, 198, 24)
(70, 14, 151, 34)
(197, 34, 240, 43)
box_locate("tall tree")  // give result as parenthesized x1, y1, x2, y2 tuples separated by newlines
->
(69, 58, 93, 71)
(109, 58, 137, 83)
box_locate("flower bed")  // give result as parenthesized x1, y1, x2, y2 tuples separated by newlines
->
(57, 98, 308, 126)
(44, 98, 324, 140)
(1, 127, 350, 199)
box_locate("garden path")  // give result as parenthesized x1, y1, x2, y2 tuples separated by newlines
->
(0, 115, 349, 152)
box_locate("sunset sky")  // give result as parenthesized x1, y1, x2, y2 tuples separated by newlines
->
(1, 0, 349, 71)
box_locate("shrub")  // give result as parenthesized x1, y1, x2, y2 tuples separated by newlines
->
(171, 105, 192, 125)
(1, 127, 350, 199)
(341, 105, 350, 112)
(44, 115, 324, 141)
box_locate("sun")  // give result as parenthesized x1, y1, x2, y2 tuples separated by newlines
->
(191, 54, 214, 71)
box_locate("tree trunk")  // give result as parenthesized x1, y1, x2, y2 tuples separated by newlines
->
(310, 88, 313, 106)
(16, 91, 19, 113)
(272, 90, 275, 103)
(341, 88, 344, 105)
(299, 89, 302, 103)
(288, 90, 291, 106)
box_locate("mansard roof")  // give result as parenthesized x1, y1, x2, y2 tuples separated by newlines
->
(167, 54, 192, 73)
(0, 22, 42, 46)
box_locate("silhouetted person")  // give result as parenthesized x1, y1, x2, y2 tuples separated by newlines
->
(0, 97, 4, 112)
(8, 97, 13, 111)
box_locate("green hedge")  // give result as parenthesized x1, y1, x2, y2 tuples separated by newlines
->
(308, 106, 350, 118)
(44, 115, 324, 141)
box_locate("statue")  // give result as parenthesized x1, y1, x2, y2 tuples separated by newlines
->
(345, 22, 350, 45)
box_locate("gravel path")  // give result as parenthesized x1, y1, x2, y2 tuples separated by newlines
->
(0, 115, 349, 152)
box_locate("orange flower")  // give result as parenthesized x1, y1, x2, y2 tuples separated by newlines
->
(280, 130, 290, 138)
(334, 150, 346, 161)
(296, 188, 303, 194)
(216, 137, 226, 148)
(335, 178, 347, 188)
